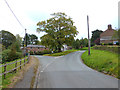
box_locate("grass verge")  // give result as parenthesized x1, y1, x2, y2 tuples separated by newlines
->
(44, 49, 80, 56)
(30, 56, 39, 88)
(81, 49, 118, 78)
(1, 56, 39, 88)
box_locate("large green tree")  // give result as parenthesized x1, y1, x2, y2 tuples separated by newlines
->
(29, 34, 38, 45)
(91, 29, 103, 45)
(22, 34, 39, 46)
(0, 30, 16, 49)
(37, 12, 78, 52)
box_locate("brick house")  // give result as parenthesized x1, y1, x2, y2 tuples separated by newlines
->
(100, 24, 118, 44)
(27, 45, 49, 53)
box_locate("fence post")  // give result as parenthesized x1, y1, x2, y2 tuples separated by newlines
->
(15, 59, 17, 73)
(24, 56, 25, 66)
(4, 59, 6, 79)
(27, 53, 29, 64)
(20, 58, 21, 69)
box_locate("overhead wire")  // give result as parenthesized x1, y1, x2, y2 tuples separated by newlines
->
(4, 0, 26, 34)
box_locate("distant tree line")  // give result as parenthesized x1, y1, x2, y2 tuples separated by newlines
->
(72, 38, 88, 49)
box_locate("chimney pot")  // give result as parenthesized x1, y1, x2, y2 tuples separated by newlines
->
(108, 24, 112, 30)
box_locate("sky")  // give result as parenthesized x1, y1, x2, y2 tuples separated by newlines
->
(0, 0, 119, 40)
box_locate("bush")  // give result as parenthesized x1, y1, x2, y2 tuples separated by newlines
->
(35, 50, 51, 55)
(104, 43, 108, 45)
(2, 49, 11, 63)
(93, 46, 119, 54)
(16, 52, 23, 59)
(43, 50, 51, 54)
(30, 51, 34, 55)
(116, 42, 119, 45)
(35, 51, 43, 55)
(108, 43, 113, 45)
(2, 49, 23, 63)
(91, 43, 95, 47)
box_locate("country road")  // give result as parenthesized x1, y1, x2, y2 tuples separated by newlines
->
(34, 51, 118, 88)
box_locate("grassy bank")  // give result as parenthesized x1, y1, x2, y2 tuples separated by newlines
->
(81, 49, 118, 78)
(44, 49, 80, 56)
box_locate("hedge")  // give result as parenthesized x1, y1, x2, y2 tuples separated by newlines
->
(2, 49, 23, 63)
(93, 45, 120, 54)
(30, 50, 51, 55)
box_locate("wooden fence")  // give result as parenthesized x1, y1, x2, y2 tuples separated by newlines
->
(0, 54, 30, 79)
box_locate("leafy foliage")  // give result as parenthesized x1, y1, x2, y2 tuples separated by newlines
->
(72, 38, 88, 49)
(37, 12, 78, 52)
(72, 39, 80, 49)
(0, 30, 16, 49)
(30, 50, 51, 55)
(91, 29, 103, 45)
(22, 34, 39, 46)
(1, 32, 23, 63)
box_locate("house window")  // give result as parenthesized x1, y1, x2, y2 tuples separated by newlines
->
(31, 47, 32, 49)
(38, 47, 39, 49)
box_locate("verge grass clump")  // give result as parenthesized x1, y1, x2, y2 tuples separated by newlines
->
(81, 49, 118, 78)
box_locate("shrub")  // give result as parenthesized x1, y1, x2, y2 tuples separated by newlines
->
(108, 43, 113, 45)
(30, 51, 34, 55)
(2, 49, 23, 63)
(116, 42, 119, 45)
(43, 50, 51, 54)
(35, 51, 43, 55)
(35, 50, 51, 55)
(91, 43, 95, 47)
(2, 49, 11, 63)
(16, 52, 23, 59)
(104, 43, 108, 45)
(93, 46, 119, 54)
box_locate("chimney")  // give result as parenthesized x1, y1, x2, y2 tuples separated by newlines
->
(108, 24, 112, 30)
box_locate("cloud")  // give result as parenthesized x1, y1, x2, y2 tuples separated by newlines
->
(0, 0, 118, 40)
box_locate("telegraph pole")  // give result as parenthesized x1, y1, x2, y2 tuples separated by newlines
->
(87, 15, 90, 55)
(24, 29, 27, 56)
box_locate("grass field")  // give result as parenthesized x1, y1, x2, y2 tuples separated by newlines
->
(0, 57, 28, 88)
(81, 49, 118, 78)
(44, 49, 80, 56)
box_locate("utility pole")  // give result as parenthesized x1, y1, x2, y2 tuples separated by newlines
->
(24, 29, 27, 56)
(87, 15, 90, 55)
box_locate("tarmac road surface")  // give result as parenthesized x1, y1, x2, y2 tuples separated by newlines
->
(35, 51, 118, 88)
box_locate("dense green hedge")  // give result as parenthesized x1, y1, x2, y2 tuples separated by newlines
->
(30, 50, 51, 55)
(93, 45, 120, 54)
(2, 49, 23, 63)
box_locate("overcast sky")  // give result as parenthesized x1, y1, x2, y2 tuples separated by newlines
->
(0, 0, 119, 40)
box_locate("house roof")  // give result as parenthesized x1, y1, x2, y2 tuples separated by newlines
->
(27, 45, 45, 48)
(100, 24, 115, 37)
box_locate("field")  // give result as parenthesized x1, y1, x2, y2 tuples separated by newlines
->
(0, 57, 28, 88)
(81, 49, 118, 78)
